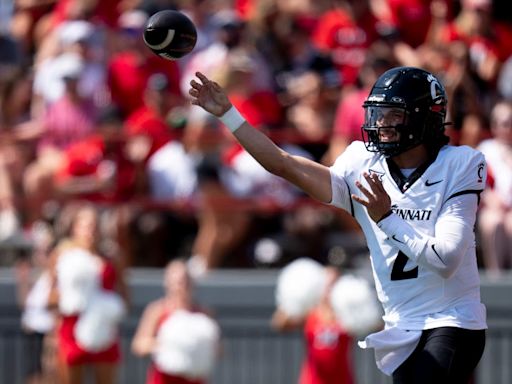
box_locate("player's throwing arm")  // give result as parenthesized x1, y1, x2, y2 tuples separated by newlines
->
(189, 72, 332, 203)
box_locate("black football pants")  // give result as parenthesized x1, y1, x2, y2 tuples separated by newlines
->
(392, 327, 486, 384)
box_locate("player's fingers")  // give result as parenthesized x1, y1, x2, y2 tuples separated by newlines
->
(190, 79, 202, 90)
(196, 72, 209, 84)
(355, 180, 374, 200)
(366, 173, 386, 196)
(363, 172, 379, 192)
(352, 194, 368, 206)
(370, 173, 386, 193)
(189, 88, 199, 97)
(212, 82, 222, 92)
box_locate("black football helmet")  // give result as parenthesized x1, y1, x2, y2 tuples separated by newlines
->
(361, 66, 448, 157)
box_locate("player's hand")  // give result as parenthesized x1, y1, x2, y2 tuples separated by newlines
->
(189, 72, 231, 117)
(352, 172, 392, 222)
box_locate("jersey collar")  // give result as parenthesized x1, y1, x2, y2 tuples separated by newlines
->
(386, 148, 440, 193)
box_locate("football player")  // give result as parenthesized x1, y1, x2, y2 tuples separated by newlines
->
(189, 66, 487, 383)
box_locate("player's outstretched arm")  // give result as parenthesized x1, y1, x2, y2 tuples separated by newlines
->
(189, 72, 332, 203)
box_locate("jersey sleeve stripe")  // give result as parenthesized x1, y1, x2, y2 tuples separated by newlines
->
(445, 189, 483, 204)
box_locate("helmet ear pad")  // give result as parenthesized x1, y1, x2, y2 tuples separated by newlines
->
(413, 104, 449, 149)
(392, 106, 446, 155)
(400, 106, 427, 148)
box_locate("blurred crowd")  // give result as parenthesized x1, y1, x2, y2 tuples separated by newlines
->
(2, 0, 512, 277)
(0, 0, 511, 308)
(2, 0, 511, 383)
(0, 0, 512, 275)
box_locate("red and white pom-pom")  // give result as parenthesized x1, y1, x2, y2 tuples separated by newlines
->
(153, 310, 220, 379)
(74, 290, 126, 352)
(275, 258, 327, 318)
(56, 248, 101, 315)
(330, 274, 382, 336)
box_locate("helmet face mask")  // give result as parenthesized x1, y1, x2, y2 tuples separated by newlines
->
(362, 106, 408, 155)
(362, 67, 448, 157)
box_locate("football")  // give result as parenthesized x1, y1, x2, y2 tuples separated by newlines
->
(143, 10, 197, 60)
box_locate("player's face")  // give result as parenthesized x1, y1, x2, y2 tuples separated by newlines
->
(378, 127, 400, 143)
(365, 106, 406, 142)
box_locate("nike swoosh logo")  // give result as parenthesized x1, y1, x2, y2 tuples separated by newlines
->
(391, 235, 405, 244)
(143, 29, 176, 50)
(425, 179, 443, 186)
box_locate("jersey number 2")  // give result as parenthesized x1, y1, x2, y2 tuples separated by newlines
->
(391, 251, 418, 280)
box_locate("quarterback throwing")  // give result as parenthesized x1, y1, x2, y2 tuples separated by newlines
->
(189, 67, 487, 384)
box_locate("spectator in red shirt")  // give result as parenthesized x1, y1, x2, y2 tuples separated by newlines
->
(312, 0, 383, 85)
(124, 73, 178, 163)
(438, 0, 512, 84)
(379, 0, 453, 48)
(54, 105, 139, 203)
(221, 49, 284, 130)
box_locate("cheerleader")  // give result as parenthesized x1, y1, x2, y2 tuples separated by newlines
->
(131, 259, 220, 384)
(272, 260, 356, 384)
(48, 203, 128, 384)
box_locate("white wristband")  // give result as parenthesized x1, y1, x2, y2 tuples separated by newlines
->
(219, 106, 246, 133)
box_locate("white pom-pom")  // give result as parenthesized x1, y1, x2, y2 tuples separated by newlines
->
(275, 258, 327, 318)
(153, 310, 220, 379)
(330, 274, 382, 336)
(56, 248, 101, 315)
(74, 290, 126, 352)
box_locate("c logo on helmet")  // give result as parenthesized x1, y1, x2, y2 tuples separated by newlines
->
(427, 74, 444, 105)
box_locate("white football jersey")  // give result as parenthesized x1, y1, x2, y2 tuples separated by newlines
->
(329, 141, 487, 331)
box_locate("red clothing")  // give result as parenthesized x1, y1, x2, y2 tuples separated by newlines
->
(51, 0, 121, 28)
(146, 307, 204, 384)
(441, 21, 512, 62)
(58, 260, 121, 366)
(385, 0, 451, 48)
(125, 106, 173, 160)
(146, 365, 204, 384)
(234, 0, 255, 20)
(229, 90, 284, 129)
(55, 135, 137, 202)
(312, 9, 380, 85)
(107, 52, 181, 116)
(300, 309, 354, 384)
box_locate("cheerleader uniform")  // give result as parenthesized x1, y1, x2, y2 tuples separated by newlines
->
(57, 259, 121, 365)
(146, 307, 204, 384)
(300, 308, 354, 384)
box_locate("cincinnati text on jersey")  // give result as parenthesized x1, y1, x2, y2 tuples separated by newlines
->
(391, 207, 432, 221)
